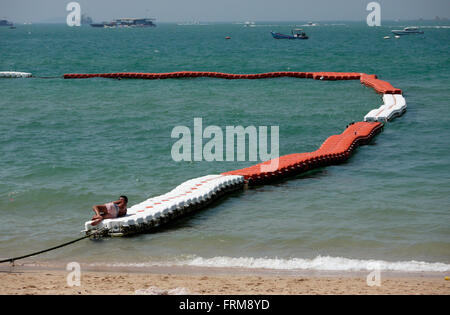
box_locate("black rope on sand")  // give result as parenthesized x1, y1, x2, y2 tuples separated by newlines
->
(0, 229, 105, 265)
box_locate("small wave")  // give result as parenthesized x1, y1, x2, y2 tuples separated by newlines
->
(102, 255, 450, 272)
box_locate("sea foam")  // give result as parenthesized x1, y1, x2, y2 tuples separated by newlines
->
(103, 255, 450, 272)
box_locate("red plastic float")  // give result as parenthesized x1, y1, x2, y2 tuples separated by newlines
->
(222, 121, 383, 185)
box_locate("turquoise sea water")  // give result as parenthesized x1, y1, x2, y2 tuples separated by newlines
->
(0, 22, 449, 271)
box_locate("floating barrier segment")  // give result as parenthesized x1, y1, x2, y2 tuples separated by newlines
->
(84, 175, 245, 236)
(364, 94, 407, 122)
(84, 122, 383, 236)
(312, 72, 361, 80)
(360, 73, 402, 94)
(63, 71, 402, 96)
(222, 122, 383, 185)
(64, 71, 362, 81)
(0, 71, 32, 78)
(78, 70, 405, 237)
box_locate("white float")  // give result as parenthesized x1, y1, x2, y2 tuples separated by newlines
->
(364, 94, 407, 122)
(83, 174, 245, 236)
(0, 71, 32, 78)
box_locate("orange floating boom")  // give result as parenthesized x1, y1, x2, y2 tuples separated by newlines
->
(63, 71, 401, 95)
(222, 122, 383, 185)
(63, 71, 391, 186)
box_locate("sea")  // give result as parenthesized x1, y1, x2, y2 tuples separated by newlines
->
(0, 21, 449, 273)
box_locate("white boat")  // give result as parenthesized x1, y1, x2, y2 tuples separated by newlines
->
(302, 22, 318, 26)
(391, 26, 424, 35)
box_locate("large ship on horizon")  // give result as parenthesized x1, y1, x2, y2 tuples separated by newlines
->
(91, 18, 156, 28)
(0, 19, 13, 27)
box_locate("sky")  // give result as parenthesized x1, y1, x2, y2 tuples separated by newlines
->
(1, 0, 450, 23)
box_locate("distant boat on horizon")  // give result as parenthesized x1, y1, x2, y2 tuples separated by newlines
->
(302, 22, 319, 26)
(91, 18, 156, 28)
(391, 26, 424, 35)
(271, 29, 309, 40)
(0, 19, 13, 27)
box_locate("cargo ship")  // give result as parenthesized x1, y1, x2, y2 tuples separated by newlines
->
(91, 18, 156, 28)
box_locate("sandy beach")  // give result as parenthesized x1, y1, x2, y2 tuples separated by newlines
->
(0, 264, 448, 295)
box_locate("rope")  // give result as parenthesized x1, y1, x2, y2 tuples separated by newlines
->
(32, 76, 63, 79)
(0, 228, 105, 264)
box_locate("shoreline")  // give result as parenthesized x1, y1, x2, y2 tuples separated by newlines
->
(1, 262, 448, 295)
(2, 260, 448, 278)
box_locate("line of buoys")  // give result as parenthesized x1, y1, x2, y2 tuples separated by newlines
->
(222, 122, 383, 185)
(83, 122, 384, 236)
(312, 72, 361, 80)
(4, 70, 403, 98)
(63, 71, 362, 81)
(63, 71, 404, 97)
(0, 71, 32, 78)
(77, 70, 405, 237)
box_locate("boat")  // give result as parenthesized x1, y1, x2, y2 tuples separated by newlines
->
(91, 18, 156, 28)
(391, 26, 424, 35)
(90, 21, 116, 28)
(0, 19, 13, 27)
(271, 29, 308, 40)
(81, 14, 93, 25)
(244, 21, 256, 27)
(116, 18, 156, 27)
(302, 22, 318, 26)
